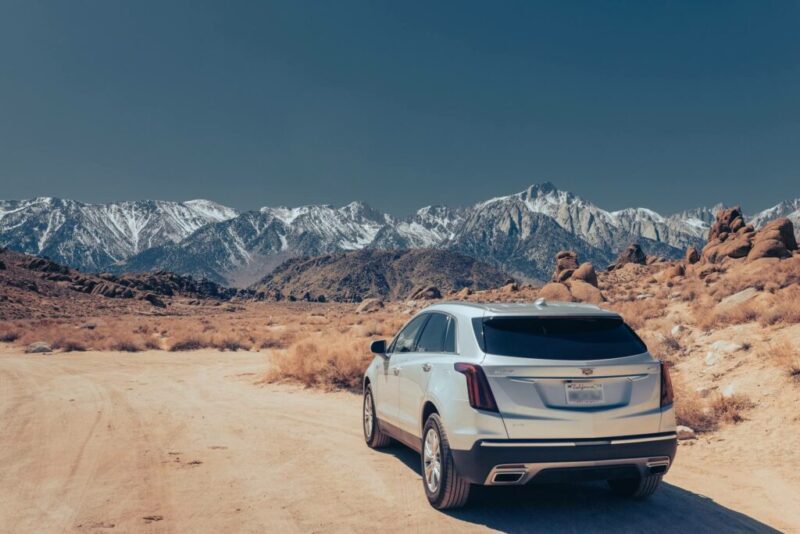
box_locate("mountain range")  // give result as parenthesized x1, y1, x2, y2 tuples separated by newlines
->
(1, 183, 797, 286)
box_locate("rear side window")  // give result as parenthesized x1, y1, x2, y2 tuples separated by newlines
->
(472, 316, 647, 360)
(416, 313, 456, 353)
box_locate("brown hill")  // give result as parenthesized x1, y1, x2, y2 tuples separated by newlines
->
(250, 249, 510, 302)
(0, 248, 237, 320)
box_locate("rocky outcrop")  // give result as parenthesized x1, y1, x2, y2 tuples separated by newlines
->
(747, 218, 797, 260)
(551, 251, 598, 289)
(685, 246, 700, 264)
(572, 262, 598, 287)
(702, 208, 797, 263)
(356, 298, 384, 314)
(538, 282, 573, 302)
(608, 244, 647, 270)
(410, 285, 442, 300)
(25, 341, 52, 354)
(540, 252, 605, 303)
(552, 251, 579, 282)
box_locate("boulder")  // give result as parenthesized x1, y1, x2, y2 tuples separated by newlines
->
(356, 298, 384, 314)
(567, 280, 604, 304)
(500, 282, 519, 293)
(748, 239, 792, 261)
(685, 246, 700, 264)
(609, 244, 647, 270)
(717, 287, 759, 308)
(141, 293, 166, 308)
(664, 264, 685, 279)
(572, 262, 598, 287)
(707, 207, 746, 241)
(454, 287, 472, 299)
(409, 286, 442, 300)
(747, 218, 797, 261)
(552, 251, 579, 282)
(676, 425, 696, 440)
(702, 207, 756, 263)
(538, 282, 573, 302)
(25, 257, 69, 275)
(25, 342, 53, 354)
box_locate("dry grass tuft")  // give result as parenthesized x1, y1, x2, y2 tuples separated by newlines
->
(266, 334, 370, 391)
(674, 384, 754, 432)
(764, 340, 800, 381)
(709, 393, 754, 424)
(169, 336, 205, 352)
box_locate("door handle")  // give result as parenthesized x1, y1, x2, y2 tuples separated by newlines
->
(422, 363, 432, 372)
(392, 367, 400, 375)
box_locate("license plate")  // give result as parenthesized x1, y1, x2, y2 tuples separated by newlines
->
(565, 382, 604, 405)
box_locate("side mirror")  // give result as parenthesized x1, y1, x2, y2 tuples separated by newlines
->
(370, 339, 388, 358)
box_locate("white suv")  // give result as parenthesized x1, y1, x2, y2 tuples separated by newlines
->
(362, 300, 677, 509)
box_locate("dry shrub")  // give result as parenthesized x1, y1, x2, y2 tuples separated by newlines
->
(53, 338, 87, 352)
(757, 290, 800, 327)
(259, 336, 286, 350)
(674, 384, 754, 432)
(169, 336, 205, 352)
(0, 330, 20, 343)
(212, 336, 251, 351)
(110, 336, 144, 352)
(765, 340, 800, 381)
(266, 334, 370, 390)
(607, 299, 665, 330)
(709, 393, 754, 424)
(675, 387, 718, 432)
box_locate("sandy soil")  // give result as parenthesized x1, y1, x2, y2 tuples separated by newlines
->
(0, 349, 796, 533)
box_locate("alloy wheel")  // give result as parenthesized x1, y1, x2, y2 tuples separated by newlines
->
(423, 428, 441, 493)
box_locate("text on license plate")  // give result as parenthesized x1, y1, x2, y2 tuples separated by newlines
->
(565, 382, 604, 405)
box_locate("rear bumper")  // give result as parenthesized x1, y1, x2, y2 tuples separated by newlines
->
(450, 432, 678, 485)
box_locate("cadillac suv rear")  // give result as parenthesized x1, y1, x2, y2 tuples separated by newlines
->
(362, 300, 677, 509)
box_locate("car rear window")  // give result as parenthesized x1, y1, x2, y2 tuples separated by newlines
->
(472, 316, 647, 360)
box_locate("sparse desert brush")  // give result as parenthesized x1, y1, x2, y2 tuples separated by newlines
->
(757, 288, 800, 327)
(266, 334, 370, 390)
(607, 299, 665, 330)
(211, 334, 251, 351)
(673, 383, 754, 431)
(0, 329, 20, 343)
(110, 336, 144, 352)
(53, 337, 87, 352)
(764, 340, 800, 381)
(169, 335, 206, 352)
(709, 393, 754, 424)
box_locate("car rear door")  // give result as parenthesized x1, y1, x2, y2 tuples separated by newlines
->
(475, 316, 663, 439)
(395, 313, 456, 437)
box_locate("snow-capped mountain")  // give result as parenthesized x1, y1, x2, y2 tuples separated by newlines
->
(0, 198, 237, 272)
(2, 185, 797, 286)
(749, 199, 800, 230)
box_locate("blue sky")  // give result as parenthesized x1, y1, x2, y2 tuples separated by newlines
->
(1, 1, 798, 216)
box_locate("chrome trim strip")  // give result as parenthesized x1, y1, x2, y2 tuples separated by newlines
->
(480, 433, 676, 448)
(481, 441, 577, 448)
(609, 434, 677, 445)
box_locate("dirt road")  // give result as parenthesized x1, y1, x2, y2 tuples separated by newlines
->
(0, 350, 794, 533)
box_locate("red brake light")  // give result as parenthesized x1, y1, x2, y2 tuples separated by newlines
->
(660, 361, 674, 407)
(454, 363, 498, 412)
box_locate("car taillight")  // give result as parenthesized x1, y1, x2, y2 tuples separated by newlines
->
(660, 361, 674, 407)
(454, 363, 498, 412)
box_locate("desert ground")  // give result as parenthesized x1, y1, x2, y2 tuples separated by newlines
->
(1, 347, 797, 534)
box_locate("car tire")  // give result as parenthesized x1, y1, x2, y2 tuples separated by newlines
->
(608, 473, 663, 499)
(422, 413, 471, 510)
(363, 385, 392, 448)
